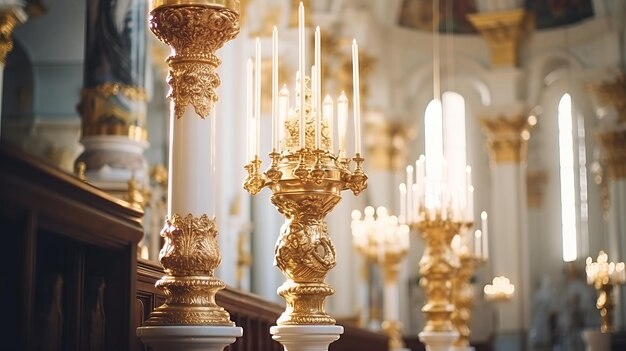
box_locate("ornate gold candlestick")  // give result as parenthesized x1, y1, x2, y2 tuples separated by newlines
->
(451, 251, 485, 349)
(412, 214, 461, 333)
(245, 115, 367, 325)
(586, 251, 626, 333)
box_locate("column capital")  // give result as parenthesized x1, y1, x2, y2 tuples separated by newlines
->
(365, 117, 415, 171)
(597, 128, 626, 180)
(588, 73, 626, 125)
(480, 114, 534, 165)
(0, 7, 27, 64)
(150, 0, 241, 119)
(467, 9, 533, 67)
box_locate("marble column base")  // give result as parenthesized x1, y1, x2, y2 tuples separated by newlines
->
(136, 325, 243, 351)
(418, 331, 459, 351)
(582, 329, 611, 351)
(451, 346, 474, 351)
(270, 325, 344, 351)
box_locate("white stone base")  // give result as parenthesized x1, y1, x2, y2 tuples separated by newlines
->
(137, 325, 243, 351)
(451, 346, 474, 351)
(270, 325, 344, 351)
(418, 331, 459, 351)
(581, 329, 611, 351)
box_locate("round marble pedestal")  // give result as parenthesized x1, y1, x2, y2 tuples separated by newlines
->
(137, 325, 243, 351)
(270, 325, 344, 351)
(419, 331, 459, 351)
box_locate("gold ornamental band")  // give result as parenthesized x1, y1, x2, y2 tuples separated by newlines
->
(150, 0, 239, 13)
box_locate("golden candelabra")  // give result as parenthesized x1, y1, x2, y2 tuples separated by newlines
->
(244, 114, 367, 325)
(243, 9, 367, 324)
(451, 250, 485, 349)
(143, 0, 240, 327)
(411, 214, 461, 333)
(351, 206, 410, 349)
(586, 251, 626, 333)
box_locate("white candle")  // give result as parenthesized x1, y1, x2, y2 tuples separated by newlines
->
(399, 183, 407, 224)
(466, 166, 473, 220)
(475, 230, 482, 257)
(255, 38, 261, 157)
(352, 39, 361, 154)
(337, 91, 348, 158)
(312, 65, 320, 149)
(246, 58, 253, 160)
(315, 26, 322, 133)
(412, 184, 418, 223)
(323, 95, 333, 152)
(272, 26, 279, 152)
(298, 2, 305, 150)
(468, 185, 474, 221)
(481, 211, 489, 259)
(417, 155, 425, 209)
(406, 165, 413, 222)
(278, 85, 290, 151)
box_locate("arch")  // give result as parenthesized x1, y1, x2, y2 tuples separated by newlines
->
(2, 39, 34, 122)
(525, 50, 585, 107)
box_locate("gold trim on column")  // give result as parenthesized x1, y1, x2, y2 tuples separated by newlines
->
(78, 83, 148, 142)
(144, 214, 234, 326)
(588, 74, 626, 125)
(0, 9, 26, 64)
(150, 2, 240, 119)
(467, 9, 533, 67)
(527, 170, 547, 208)
(381, 320, 406, 350)
(480, 115, 533, 165)
(596, 129, 626, 180)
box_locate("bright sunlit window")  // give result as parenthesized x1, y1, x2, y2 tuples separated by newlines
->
(558, 94, 577, 262)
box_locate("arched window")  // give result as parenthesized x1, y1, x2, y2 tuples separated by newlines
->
(558, 93, 589, 262)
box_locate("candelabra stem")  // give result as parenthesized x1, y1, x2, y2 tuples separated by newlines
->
(272, 190, 342, 325)
(415, 219, 461, 333)
(596, 283, 615, 333)
(451, 255, 482, 349)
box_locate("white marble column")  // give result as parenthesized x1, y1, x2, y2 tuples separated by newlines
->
(480, 114, 532, 351)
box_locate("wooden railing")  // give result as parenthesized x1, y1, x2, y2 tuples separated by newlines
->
(136, 259, 388, 351)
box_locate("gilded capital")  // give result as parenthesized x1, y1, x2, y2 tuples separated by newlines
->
(480, 115, 533, 165)
(596, 129, 626, 180)
(365, 118, 414, 171)
(0, 8, 27, 64)
(467, 9, 533, 67)
(150, 1, 240, 119)
(588, 73, 626, 125)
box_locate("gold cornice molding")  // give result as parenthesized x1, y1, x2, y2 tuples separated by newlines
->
(467, 9, 533, 67)
(480, 114, 533, 165)
(150, 2, 240, 119)
(588, 73, 626, 125)
(596, 129, 626, 180)
(0, 8, 27, 64)
(527, 170, 547, 208)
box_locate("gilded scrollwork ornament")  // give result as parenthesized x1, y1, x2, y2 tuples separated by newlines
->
(149, 2, 241, 119)
(144, 213, 234, 326)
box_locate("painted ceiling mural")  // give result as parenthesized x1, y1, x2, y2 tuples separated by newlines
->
(397, 0, 595, 33)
